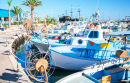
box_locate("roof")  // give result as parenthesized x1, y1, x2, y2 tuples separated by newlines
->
(107, 31, 130, 36)
(0, 9, 14, 17)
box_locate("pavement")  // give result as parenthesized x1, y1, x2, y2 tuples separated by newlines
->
(0, 27, 31, 83)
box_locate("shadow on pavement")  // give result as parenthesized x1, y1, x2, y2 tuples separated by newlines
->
(0, 72, 20, 82)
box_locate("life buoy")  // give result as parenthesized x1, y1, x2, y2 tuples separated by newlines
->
(78, 39, 83, 44)
(90, 23, 93, 26)
(90, 23, 94, 28)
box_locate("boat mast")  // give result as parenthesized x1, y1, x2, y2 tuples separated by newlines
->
(66, 10, 67, 16)
(78, 6, 81, 20)
(70, 5, 73, 19)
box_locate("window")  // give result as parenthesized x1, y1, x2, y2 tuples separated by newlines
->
(88, 31, 99, 38)
(53, 31, 58, 33)
(84, 31, 89, 36)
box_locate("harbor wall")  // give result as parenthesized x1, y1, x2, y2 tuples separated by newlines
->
(9, 33, 31, 83)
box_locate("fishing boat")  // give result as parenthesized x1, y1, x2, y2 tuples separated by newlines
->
(49, 40, 122, 70)
(30, 23, 107, 53)
(56, 58, 130, 83)
(49, 31, 130, 70)
(56, 31, 130, 82)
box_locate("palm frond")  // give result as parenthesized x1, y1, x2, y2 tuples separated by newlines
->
(22, 0, 42, 7)
(21, 2, 30, 6)
(7, 0, 12, 7)
(11, 6, 22, 16)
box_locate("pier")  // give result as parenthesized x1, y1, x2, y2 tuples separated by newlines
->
(0, 28, 31, 83)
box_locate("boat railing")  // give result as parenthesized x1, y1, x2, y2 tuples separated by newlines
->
(78, 48, 130, 68)
(83, 57, 129, 71)
(78, 48, 117, 60)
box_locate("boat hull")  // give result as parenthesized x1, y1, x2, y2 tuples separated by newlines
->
(32, 42, 49, 53)
(50, 51, 103, 71)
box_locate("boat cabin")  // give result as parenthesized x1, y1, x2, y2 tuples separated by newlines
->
(70, 29, 104, 45)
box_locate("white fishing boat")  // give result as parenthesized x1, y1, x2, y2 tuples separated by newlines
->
(30, 24, 106, 53)
(56, 31, 130, 82)
(49, 31, 130, 70)
(49, 40, 122, 70)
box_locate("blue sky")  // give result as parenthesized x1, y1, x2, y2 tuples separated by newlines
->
(0, 0, 130, 20)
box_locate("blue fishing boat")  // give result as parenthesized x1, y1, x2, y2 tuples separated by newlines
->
(56, 59, 130, 83)
(49, 31, 130, 70)
(49, 40, 122, 70)
(56, 31, 130, 82)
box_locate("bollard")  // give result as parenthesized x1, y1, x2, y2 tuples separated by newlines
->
(6, 42, 8, 47)
(17, 63, 22, 72)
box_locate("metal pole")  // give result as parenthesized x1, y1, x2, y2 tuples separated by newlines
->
(124, 36, 126, 50)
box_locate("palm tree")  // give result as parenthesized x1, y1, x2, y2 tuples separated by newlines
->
(37, 17, 40, 23)
(22, 0, 42, 22)
(34, 17, 37, 23)
(11, 6, 22, 25)
(46, 16, 50, 25)
(53, 18, 57, 25)
(7, 0, 12, 28)
(50, 17, 53, 24)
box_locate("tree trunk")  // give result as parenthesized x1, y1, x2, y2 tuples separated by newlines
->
(18, 14, 19, 26)
(8, 8, 10, 28)
(31, 7, 34, 23)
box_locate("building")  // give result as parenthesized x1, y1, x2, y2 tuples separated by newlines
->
(0, 9, 14, 23)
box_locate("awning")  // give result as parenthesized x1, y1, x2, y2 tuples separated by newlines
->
(0, 9, 14, 17)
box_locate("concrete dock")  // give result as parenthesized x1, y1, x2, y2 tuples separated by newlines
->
(0, 28, 31, 83)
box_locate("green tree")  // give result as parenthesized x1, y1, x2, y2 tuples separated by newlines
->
(7, 0, 12, 28)
(22, 0, 42, 22)
(53, 17, 57, 25)
(46, 16, 50, 25)
(45, 16, 57, 25)
(50, 17, 53, 24)
(34, 17, 37, 23)
(37, 17, 40, 23)
(11, 6, 22, 25)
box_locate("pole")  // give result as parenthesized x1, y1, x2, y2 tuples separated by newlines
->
(124, 36, 126, 50)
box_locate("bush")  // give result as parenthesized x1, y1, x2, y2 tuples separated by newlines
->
(13, 21, 23, 25)
(40, 21, 43, 23)
(19, 21, 23, 24)
(54, 22, 57, 25)
(2, 23, 7, 30)
(13, 22, 18, 25)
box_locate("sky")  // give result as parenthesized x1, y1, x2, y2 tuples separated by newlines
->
(0, 0, 130, 21)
